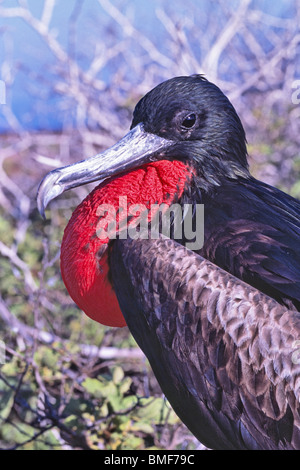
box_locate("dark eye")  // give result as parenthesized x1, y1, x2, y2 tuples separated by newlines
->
(181, 113, 196, 129)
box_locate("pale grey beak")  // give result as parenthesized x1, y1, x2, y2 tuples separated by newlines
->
(37, 123, 174, 218)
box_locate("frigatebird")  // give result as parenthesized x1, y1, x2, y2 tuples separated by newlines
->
(37, 75, 300, 450)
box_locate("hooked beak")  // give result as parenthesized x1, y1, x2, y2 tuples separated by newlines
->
(37, 123, 174, 218)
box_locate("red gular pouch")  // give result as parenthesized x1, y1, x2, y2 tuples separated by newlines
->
(60, 160, 193, 327)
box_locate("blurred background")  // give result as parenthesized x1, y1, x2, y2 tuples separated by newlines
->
(0, 0, 299, 450)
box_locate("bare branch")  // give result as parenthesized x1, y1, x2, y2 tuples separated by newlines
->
(40, 0, 56, 29)
(203, 0, 252, 81)
(0, 241, 37, 292)
(97, 0, 175, 70)
(0, 294, 143, 361)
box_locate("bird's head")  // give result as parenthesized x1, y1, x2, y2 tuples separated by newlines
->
(37, 75, 250, 328)
(37, 75, 249, 217)
(131, 75, 248, 170)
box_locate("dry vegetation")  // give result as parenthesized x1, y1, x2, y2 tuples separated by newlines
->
(0, 0, 299, 450)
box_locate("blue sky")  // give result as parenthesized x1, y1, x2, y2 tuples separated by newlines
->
(0, 0, 297, 132)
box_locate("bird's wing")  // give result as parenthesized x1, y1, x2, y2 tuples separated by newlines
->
(201, 179, 300, 310)
(110, 236, 300, 450)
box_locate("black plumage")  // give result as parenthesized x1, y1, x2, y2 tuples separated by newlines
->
(111, 237, 300, 450)
(132, 76, 300, 312)
(116, 75, 300, 448)
(37, 75, 300, 450)
(185, 176, 300, 311)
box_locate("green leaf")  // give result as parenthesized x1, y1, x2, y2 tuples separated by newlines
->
(81, 377, 104, 398)
(0, 380, 15, 421)
(82, 377, 117, 399)
(131, 421, 154, 434)
(137, 397, 179, 425)
(112, 366, 124, 384)
(119, 376, 132, 395)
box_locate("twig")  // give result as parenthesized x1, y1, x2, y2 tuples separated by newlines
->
(0, 294, 144, 360)
(0, 241, 37, 293)
(203, 0, 252, 81)
(97, 0, 175, 70)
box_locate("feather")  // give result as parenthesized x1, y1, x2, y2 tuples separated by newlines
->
(111, 236, 300, 450)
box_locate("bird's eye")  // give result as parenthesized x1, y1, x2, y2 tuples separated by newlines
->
(181, 113, 196, 129)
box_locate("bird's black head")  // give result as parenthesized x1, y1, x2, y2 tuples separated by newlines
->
(37, 75, 250, 216)
(131, 75, 249, 180)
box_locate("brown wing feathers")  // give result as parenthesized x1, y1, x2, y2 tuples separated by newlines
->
(110, 237, 300, 450)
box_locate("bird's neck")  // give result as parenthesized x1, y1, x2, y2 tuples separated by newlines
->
(60, 160, 193, 327)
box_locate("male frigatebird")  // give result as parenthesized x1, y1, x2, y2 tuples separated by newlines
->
(37, 75, 300, 450)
